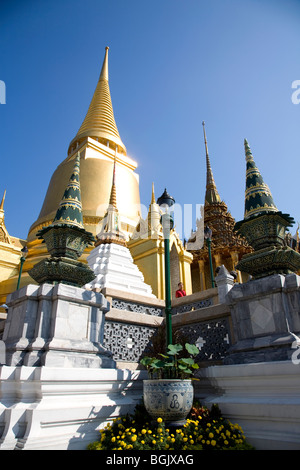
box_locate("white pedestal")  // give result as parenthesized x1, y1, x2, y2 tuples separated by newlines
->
(0, 366, 146, 450)
(3, 283, 115, 368)
(196, 360, 300, 450)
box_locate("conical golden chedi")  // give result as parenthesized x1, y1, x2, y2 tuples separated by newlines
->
(27, 47, 141, 245)
(68, 47, 126, 155)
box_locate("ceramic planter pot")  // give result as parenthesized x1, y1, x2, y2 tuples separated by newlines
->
(143, 379, 194, 425)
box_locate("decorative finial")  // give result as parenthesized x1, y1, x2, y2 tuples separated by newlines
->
(202, 121, 209, 159)
(151, 182, 156, 204)
(100, 46, 109, 81)
(109, 154, 117, 209)
(0, 189, 6, 211)
(202, 122, 221, 205)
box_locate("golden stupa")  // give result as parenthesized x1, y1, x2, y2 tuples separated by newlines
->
(1, 47, 142, 296)
(0, 47, 194, 304)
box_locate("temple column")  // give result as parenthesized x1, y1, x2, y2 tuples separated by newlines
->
(230, 251, 242, 282)
(198, 259, 206, 291)
(179, 251, 193, 295)
(213, 252, 222, 270)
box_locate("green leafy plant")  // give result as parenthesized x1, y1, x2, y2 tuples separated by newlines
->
(140, 343, 200, 379)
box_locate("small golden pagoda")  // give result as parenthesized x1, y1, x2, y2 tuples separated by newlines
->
(128, 184, 193, 299)
(188, 122, 251, 291)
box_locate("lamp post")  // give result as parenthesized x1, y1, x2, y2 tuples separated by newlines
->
(17, 246, 28, 290)
(204, 225, 215, 288)
(157, 188, 175, 347)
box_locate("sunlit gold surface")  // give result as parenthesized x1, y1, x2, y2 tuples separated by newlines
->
(68, 47, 126, 155)
(28, 145, 141, 242)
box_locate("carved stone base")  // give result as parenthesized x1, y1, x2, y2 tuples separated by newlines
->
(3, 283, 115, 369)
(236, 246, 300, 279)
(29, 256, 95, 287)
(225, 273, 300, 364)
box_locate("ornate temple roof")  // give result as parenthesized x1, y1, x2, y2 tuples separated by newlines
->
(68, 47, 126, 155)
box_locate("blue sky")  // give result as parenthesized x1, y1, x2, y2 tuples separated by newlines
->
(1, 0, 300, 241)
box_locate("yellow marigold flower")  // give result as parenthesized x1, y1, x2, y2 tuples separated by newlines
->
(207, 423, 211, 427)
(224, 440, 229, 445)
(206, 440, 210, 445)
(171, 438, 175, 443)
(148, 430, 152, 434)
(152, 440, 156, 445)
(131, 428, 136, 433)
(190, 439, 194, 445)
(141, 440, 145, 445)
(141, 429, 147, 434)
(111, 437, 116, 442)
(157, 417, 163, 423)
(209, 432, 214, 439)
(183, 437, 188, 442)
(202, 439, 205, 444)
(131, 435, 137, 442)
(211, 440, 216, 446)
(157, 428, 163, 434)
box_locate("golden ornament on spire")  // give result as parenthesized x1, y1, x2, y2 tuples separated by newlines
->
(108, 155, 118, 209)
(0, 189, 6, 211)
(68, 46, 126, 155)
(202, 121, 221, 205)
(151, 182, 156, 204)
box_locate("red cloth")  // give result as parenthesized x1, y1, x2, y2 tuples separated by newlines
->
(175, 289, 186, 298)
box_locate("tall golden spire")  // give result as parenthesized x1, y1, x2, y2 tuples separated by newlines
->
(202, 121, 221, 205)
(0, 189, 6, 211)
(108, 155, 117, 209)
(68, 47, 126, 155)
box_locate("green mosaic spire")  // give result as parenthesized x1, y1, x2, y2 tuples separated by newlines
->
(52, 153, 84, 229)
(244, 139, 278, 220)
(30, 152, 96, 287)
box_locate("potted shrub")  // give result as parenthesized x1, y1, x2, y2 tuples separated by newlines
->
(140, 343, 199, 426)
